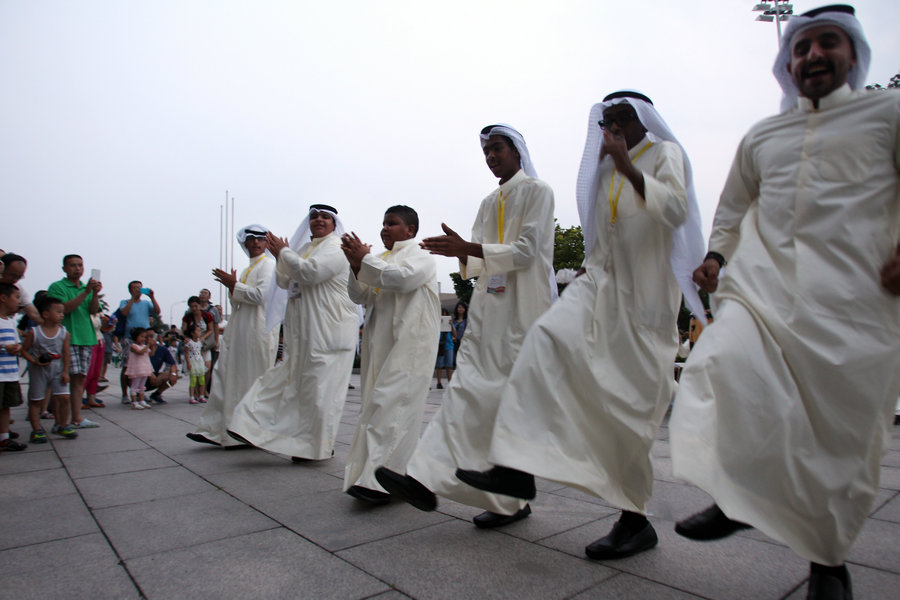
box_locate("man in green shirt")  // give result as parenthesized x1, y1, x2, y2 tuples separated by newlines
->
(47, 254, 102, 430)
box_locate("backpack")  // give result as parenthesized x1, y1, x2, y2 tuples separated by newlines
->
(112, 308, 127, 339)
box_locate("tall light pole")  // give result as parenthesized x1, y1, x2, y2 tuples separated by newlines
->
(752, 2, 794, 46)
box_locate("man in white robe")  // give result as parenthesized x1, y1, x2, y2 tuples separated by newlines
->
(227, 205, 358, 460)
(187, 225, 279, 447)
(375, 125, 556, 527)
(455, 91, 705, 560)
(670, 6, 900, 598)
(340, 205, 440, 504)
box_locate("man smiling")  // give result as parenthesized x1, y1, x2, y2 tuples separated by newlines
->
(670, 5, 900, 599)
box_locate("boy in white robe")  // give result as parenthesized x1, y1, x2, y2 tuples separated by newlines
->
(375, 125, 556, 527)
(340, 205, 440, 504)
(454, 91, 705, 560)
(187, 225, 279, 447)
(670, 5, 900, 599)
(226, 206, 358, 460)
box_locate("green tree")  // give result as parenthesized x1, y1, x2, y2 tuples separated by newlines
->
(866, 70, 900, 90)
(450, 271, 475, 306)
(553, 222, 584, 271)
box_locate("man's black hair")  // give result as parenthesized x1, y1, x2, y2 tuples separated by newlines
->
(62, 254, 82, 266)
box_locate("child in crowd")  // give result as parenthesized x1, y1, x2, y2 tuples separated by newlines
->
(339, 205, 440, 503)
(184, 324, 207, 404)
(21, 295, 75, 441)
(125, 327, 153, 410)
(0, 283, 28, 451)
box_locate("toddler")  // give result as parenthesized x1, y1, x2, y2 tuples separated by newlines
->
(125, 327, 153, 409)
(21, 295, 75, 441)
(184, 325, 208, 404)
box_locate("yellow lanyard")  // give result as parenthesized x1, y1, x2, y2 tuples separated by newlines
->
(497, 190, 506, 243)
(240, 255, 266, 284)
(608, 141, 653, 223)
(374, 249, 393, 294)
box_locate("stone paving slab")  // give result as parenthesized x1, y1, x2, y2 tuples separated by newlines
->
(63, 447, 178, 479)
(0, 492, 99, 550)
(93, 489, 280, 560)
(76, 464, 218, 509)
(540, 517, 809, 600)
(337, 520, 617, 600)
(252, 487, 454, 552)
(1, 368, 898, 599)
(128, 528, 390, 600)
(0, 533, 139, 599)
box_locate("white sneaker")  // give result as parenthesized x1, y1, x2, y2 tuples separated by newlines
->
(131, 402, 143, 410)
(140, 400, 152, 409)
(72, 418, 100, 429)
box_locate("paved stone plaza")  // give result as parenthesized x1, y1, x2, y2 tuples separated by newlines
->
(1, 365, 898, 599)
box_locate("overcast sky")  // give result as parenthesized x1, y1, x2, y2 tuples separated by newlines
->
(2, 0, 898, 322)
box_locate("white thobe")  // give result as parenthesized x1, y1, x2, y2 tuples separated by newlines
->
(406, 169, 556, 514)
(228, 233, 358, 458)
(671, 86, 900, 565)
(195, 255, 278, 446)
(343, 239, 440, 492)
(488, 139, 688, 513)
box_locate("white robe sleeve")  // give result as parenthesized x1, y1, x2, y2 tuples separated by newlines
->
(636, 142, 689, 231)
(479, 182, 555, 276)
(347, 269, 375, 306)
(278, 242, 346, 286)
(231, 258, 275, 306)
(357, 249, 436, 293)
(708, 136, 760, 260)
(461, 201, 488, 280)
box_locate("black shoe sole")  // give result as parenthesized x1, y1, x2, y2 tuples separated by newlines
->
(375, 467, 437, 511)
(186, 432, 221, 446)
(473, 504, 532, 529)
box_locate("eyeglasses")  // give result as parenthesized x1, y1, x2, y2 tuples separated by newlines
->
(598, 112, 638, 129)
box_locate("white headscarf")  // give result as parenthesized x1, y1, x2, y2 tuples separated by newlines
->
(479, 124, 558, 301)
(575, 91, 706, 323)
(265, 205, 346, 332)
(479, 124, 539, 179)
(773, 4, 871, 112)
(236, 224, 270, 257)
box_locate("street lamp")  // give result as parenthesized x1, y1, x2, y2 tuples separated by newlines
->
(752, 2, 794, 46)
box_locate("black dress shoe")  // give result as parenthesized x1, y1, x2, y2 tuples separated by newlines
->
(473, 504, 532, 529)
(585, 521, 658, 560)
(675, 504, 751, 540)
(226, 430, 254, 446)
(186, 432, 221, 446)
(455, 466, 536, 500)
(807, 564, 852, 600)
(347, 485, 391, 505)
(374, 467, 437, 511)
